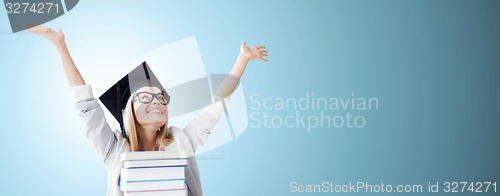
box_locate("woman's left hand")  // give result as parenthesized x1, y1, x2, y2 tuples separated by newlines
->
(239, 42, 268, 62)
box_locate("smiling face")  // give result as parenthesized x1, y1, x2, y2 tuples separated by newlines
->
(132, 86, 168, 127)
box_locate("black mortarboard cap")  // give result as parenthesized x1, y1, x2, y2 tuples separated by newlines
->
(99, 61, 167, 138)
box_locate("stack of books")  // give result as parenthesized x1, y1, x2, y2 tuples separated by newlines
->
(120, 151, 188, 196)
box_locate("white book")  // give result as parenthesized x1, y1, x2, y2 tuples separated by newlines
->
(120, 151, 188, 161)
(121, 166, 185, 182)
(124, 159, 187, 168)
(121, 179, 187, 192)
(124, 189, 187, 196)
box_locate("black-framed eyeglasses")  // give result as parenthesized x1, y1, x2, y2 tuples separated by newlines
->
(133, 91, 170, 105)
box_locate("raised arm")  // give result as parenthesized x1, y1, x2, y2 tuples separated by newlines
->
(213, 41, 268, 101)
(28, 25, 118, 164)
(27, 25, 85, 87)
(183, 42, 268, 152)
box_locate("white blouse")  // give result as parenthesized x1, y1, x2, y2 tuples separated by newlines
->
(70, 85, 228, 196)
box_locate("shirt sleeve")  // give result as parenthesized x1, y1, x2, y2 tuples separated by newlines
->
(182, 97, 230, 152)
(70, 84, 118, 164)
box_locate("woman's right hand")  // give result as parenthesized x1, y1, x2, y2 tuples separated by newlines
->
(26, 25, 85, 87)
(26, 25, 65, 45)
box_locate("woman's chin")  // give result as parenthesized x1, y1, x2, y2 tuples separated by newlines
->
(137, 118, 167, 125)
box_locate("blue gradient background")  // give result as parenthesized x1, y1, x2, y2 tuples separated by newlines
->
(1, 0, 499, 195)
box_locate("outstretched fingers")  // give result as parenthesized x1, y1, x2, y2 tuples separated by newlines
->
(260, 52, 269, 62)
(258, 47, 269, 62)
(26, 25, 54, 34)
(26, 25, 44, 34)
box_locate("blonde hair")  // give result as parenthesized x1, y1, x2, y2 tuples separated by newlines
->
(122, 93, 174, 152)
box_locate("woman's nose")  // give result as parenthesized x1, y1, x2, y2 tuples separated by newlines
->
(151, 97, 161, 105)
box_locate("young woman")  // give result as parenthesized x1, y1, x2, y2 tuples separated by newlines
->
(28, 25, 268, 196)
